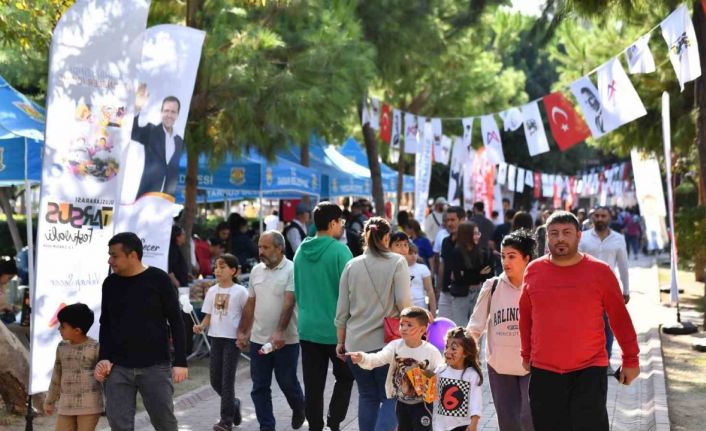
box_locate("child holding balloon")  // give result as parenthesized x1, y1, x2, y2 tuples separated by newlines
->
(193, 254, 248, 431)
(433, 326, 483, 431)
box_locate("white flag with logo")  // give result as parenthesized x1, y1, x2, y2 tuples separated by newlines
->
(497, 162, 507, 186)
(431, 118, 443, 161)
(370, 97, 381, 130)
(447, 137, 468, 205)
(462, 117, 474, 149)
(597, 58, 647, 133)
(390, 109, 402, 162)
(521, 101, 550, 156)
(661, 4, 701, 91)
(418, 117, 428, 154)
(499, 107, 523, 132)
(525, 169, 534, 187)
(439, 135, 452, 165)
(480, 115, 505, 164)
(626, 33, 656, 74)
(507, 164, 517, 192)
(570, 76, 606, 139)
(516, 167, 526, 192)
(414, 121, 433, 225)
(404, 112, 418, 154)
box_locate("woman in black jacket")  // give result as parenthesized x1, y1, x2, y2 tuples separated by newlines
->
(446, 221, 493, 325)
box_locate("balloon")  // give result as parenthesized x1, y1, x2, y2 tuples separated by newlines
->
(427, 317, 457, 352)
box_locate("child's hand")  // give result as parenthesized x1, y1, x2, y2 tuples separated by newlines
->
(346, 352, 364, 364)
(193, 324, 203, 334)
(43, 403, 54, 416)
(94, 360, 113, 383)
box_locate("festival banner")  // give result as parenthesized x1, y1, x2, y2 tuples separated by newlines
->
(626, 33, 656, 74)
(630, 149, 667, 252)
(390, 108, 402, 162)
(480, 114, 505, 164)
(533, 171, 541, 198)
(115, 25, 205, 272)
(543, 92, 590, 151)
(463, 147, 477, 211)
(370, 97, 381, 130)
(499, 107, 523, 132)
(516, 167, 526, 192)
(414, 120, 433, 225)
(404, 113, 418, 154)
(431, 118, 443, 162)
(525, 169, 534, 187)
(461, 117, 474, 149)
(597, 58, 647, 133)
(507, 164, 517, 192)
(470, 146, 496, 216)
(521, 101, 550, 156)
(661, 4, 701, 91)
(439, 135, 452, 165)
(570, 76, 606, 139)
(31, 0, 151, 394)
(497, 162, 507, 186)
(379, 103, 392, 143)
(447, 137, 467, 206)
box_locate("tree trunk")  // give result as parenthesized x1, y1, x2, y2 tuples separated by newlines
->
(692, 3, 706, 282)
(362, 124, 386, 217)
(0, 323, 44, 414)
(300, 140, 311, 208)
(0, 188, 24, 254)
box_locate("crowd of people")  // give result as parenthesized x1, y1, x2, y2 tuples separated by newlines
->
(18, 196, 649, 431)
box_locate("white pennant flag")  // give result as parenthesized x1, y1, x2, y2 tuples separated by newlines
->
(370, 97, 381, 130)
(462, 117, 474, 149)
(414, 121, 433, 225)
(497, 162, 507, 186)
(481, 115, 505, 164)
(626, 33, 656, 74)
(661, 4, 701, 91)
(418, 116, 428, 153)
(404, 112, 418, 154)
(499, 107, 523, 131)
(463, 147, 477, 211)
(597, 58, 647, 133)
(521, 101, 550, 156)
(516, 167, 526, 192)
(390, 109, 402, 163)
(361, 98, 370, 125)
(431, 118, 443, 161)
(439, 135, 452, 165)
(525, 169, 534, 187)
(542, 174, 553, 197)
(447, 137, 468, 205)
(507, 164, 517, 192)
(570, 76, 606, 138)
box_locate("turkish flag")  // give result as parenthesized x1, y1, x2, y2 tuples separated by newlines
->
(379, 103, 392, 143)
(543, 92, 590, 151)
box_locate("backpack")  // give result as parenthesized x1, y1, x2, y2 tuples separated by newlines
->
(284, 222, 307, 260)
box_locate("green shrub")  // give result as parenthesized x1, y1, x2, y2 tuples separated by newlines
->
(674, 205, 706, 270)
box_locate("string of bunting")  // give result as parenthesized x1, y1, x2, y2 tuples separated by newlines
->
(361, 3, 700, 166)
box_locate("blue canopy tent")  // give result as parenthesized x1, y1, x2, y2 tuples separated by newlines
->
(339, 137, 415, 193)
(0, 74, 46, 301)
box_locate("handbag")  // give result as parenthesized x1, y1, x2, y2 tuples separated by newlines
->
(363, 259, 401, 343)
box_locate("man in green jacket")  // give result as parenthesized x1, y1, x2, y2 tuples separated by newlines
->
(293, 201, 354, 431)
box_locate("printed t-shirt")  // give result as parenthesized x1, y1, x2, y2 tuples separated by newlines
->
(409, 263, 432, 308)
(433, 366, 482, 431)
(202, 283, 248, 339)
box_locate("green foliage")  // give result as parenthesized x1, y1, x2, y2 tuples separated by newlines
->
(675, 205, 706, 269)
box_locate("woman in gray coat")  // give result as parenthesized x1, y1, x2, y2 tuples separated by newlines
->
(334, 217, 412, 431)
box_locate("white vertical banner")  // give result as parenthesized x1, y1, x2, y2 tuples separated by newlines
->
(414, 120, 433, 225)
(516, 167, 526, 193)
(462, 117, 474, 149)
(626, 33, 656, 74)
(370, 97, 381, 130)
(630, 149, 667, 252)
(661, 4, 701, 91)
(662, 91, 679, 304)
(507, 164, 517, 192)
(463, 147, 477, 211)
(521, 101, 550, 156)
(439, 135, 452, 165)
(481, 114, 505, 164)
(31, 0, 152, 394)
(404, 113, 418, 154)
(597, 58, 647, 133)
(497, 162, 507, 186)
(499, 107, 523, 132)
(431, 117, 443, 161)
(390, 108, 402, 162)
(115, 25, 205, 271)
(447, 137, 467, 205)
(525, 169, 534, 187)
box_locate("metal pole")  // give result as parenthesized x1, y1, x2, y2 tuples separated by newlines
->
(24, 138, 35, 430)
(258, 190, 264, 234)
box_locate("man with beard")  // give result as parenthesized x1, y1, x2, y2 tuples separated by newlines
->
(578, 206, 630, 369)
(519, 211, 639, 431)
(293, 202, 354, 431)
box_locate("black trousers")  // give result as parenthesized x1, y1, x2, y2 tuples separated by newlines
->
(300, 340, 354, 431)
(396, 402, 433, 431)
(209, 337, 241, 426)
(529, 366, 608, 431)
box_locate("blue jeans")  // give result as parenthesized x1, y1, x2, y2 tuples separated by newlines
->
(250, 342, 305, 430)
(104, 362, 177, 431)
(347, 355, 397, 431)
(604, 313, 614, 360)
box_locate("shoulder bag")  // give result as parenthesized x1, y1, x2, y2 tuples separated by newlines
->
(363, 258, 401, 343)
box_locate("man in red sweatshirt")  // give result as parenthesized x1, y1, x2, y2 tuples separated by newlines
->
(519, 211, 639, 430)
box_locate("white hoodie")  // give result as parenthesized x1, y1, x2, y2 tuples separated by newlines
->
(467, 274, 528, 376)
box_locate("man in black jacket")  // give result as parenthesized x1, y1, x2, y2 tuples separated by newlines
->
(95, 232, 188, 431)
(132, 84, 183, 199)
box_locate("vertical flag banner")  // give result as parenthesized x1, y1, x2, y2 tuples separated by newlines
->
(461, 117, 474, 149)
(507, 164, 517, 192)
(370, 97, 381, 130)
(521, 101, 550, 156)
(543, 92, 590, 151)
(439, 135, 452, 165)
(470, 147, 496, 216)
(497, 162, 508, 186)
(463, 147, 477, 211)
(630, 149, 668, 252)
(115, 25, 205, 271)
(361, 98, 369, 126)
(626, 33, 656, 74)
(404, 113, 418, 154)
(661, 4, 701, 91)
(525, 169, 534, 187)
(379, 103, 392, 143)
(533, 172, 541, 198)
(431, 118, 443, 162)
(480, 114, 505, 164)
(31, 0, 152, 394)
(499, 107, 523, 132)
(390, 108, 402, 162)
(570, 76, 606, 139)
(414, 121, 433, 225)
(447, 137, 467, 205)
(597, 58, 647, 133)
(516, 167, 526, 192)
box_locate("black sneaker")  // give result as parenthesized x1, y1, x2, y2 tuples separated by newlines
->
(292, 408, 306, 429)
(213, 421, 232, 431)
(234, 398, 242, 426)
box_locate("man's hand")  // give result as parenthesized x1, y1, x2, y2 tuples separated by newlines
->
(94, 360, 113, 383)
(43, 403, 54, 416)
(335, 343, 346, 361)
(619, 366, 639, 385)
(236, 331, 249, 350)
(193, 324, 204, 334)
(345, 352, 364, 364)
(135, 83, 148, 113)
(521, 360, 530, 372)
(172, 366, 188, 384)
(623, 294, 631, 304)
(270, 330, 285, 350)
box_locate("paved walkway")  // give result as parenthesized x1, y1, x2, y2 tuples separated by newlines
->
(124, 256, 669, 431)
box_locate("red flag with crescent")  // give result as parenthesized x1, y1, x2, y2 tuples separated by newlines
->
(543, 92, 590, 151)
(379, 103, 392, 143)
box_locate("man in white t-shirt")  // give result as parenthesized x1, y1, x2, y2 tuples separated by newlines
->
(236, 231, 305, 431)
(424, 197, 447, 245)
(264, 210, 280, 232)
